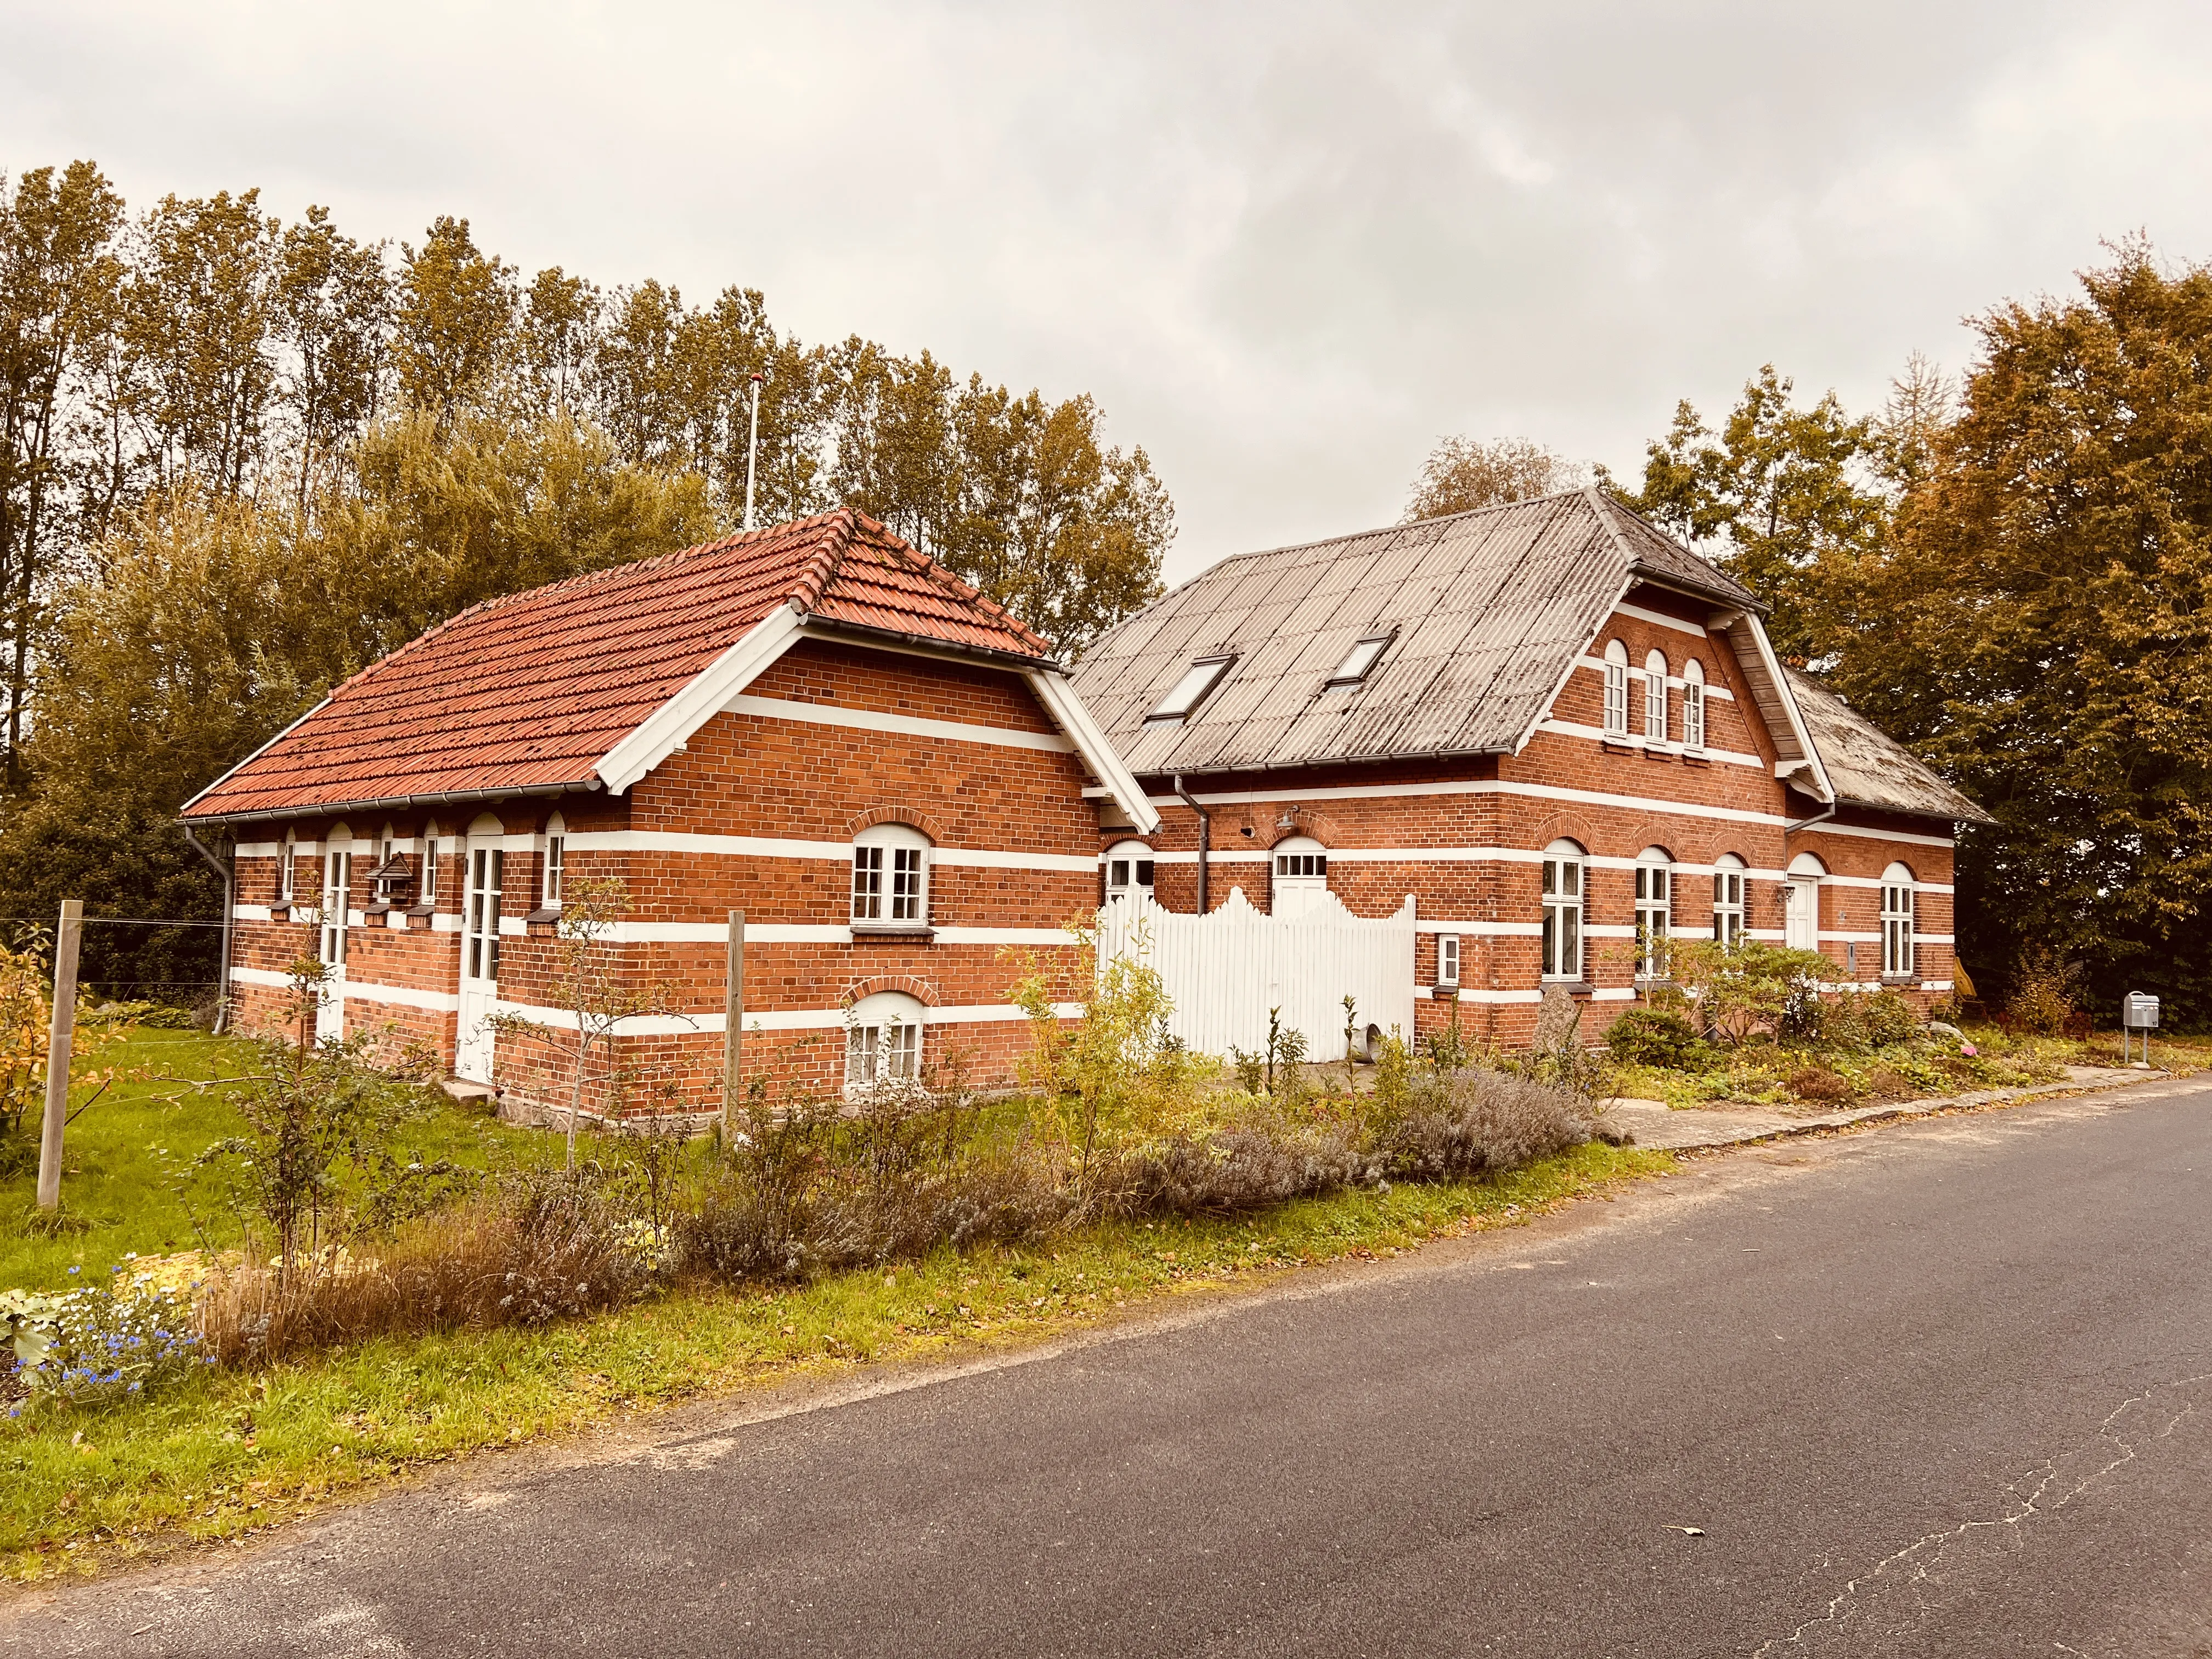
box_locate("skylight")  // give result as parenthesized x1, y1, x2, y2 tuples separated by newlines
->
(1327, 633, 1395, 687)
(1147, 656, 1234, 723)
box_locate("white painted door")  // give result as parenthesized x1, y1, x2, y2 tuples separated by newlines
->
(455, 845, 504, 1082)
(316, 850, 350, 1043)
(1785, 878, 1820, 952)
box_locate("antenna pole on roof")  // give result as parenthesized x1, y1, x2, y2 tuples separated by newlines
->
(743, 372, 764, 532)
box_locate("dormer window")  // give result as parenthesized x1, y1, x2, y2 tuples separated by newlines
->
(1326, 632, 1395, 687)
(1145, 656, 1235, 724)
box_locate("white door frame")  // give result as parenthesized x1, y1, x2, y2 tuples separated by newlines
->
(455, 842, 504, 1082)
(1785, 877, 1820, 952)
(316, 849, 350, 1043)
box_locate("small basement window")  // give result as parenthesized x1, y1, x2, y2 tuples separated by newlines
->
(1146, 656, 1235, 724)
(1326, 632, 1395, 687)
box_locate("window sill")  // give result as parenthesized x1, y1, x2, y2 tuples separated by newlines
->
(1599, 737, 1637, 754)
(1680, 750, 1711, 768)
(1880, 974, 1917, 988)
(849, 924, 936, 943)
(403, 903, 437, 924)
(1543, 979, 1596, 997)
(1640, 742, 1675, 760)
(269, 902, 293, 921)
(1432, 983, 1462, 998)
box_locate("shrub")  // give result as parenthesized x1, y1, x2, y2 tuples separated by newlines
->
(197, 1166, 651, 1365)
(1668, 939, 1837, 1043)
(2005, 946, 2079, 1036)
(1604, 1007, 1709, 1069)
(1115, 1125, 1372, 1218)
(1381, 1068, 1596, 1181)
(1786, 1066, 1852, 1103)
(1861, 990, 1921, 1048)
(3, 1272, 205, 1414)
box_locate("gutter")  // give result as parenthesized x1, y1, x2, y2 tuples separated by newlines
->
(179, 825, 234, 1035)
(179, 778, 601, 829)
(1172, 774, 1211, 913)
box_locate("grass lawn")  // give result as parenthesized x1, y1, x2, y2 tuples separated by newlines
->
(2, 1029, 560, 1290)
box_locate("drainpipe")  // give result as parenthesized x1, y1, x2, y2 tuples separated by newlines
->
(1172, 775, 1210, 913)
(181, 824, 234, 1035)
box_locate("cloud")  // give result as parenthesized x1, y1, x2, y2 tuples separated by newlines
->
(5, 0, 2210, 578)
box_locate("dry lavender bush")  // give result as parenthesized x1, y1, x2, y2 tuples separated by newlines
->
(197, 1167, 653, 1365)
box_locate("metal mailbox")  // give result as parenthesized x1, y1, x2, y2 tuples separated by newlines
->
(2125, 992, 2161, 1030)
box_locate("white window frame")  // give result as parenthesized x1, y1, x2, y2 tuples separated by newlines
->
(1437, 933, 1462, 989)
(1327, 631, 1395, 687)
(1713, 853, 1746, 947)
(1643, 650, 1668, 743)
(1681, 658, 1707, 752)
(421, 831, 441, 904)
(320, 847, 352, 968)
(853, 821, 931, 929)
(1541, 838, 1585, 981)
(1881, 862, 1916, 978)
(1146, 655, 1235, 724)
(541, 813, 566, 910)
(279, 834, 297, 903)
(1104, 839, 1156, 905)
(846, 990, 924, 1091)
(1635, 849, 1672, 980)
(1601, 640, 1630, 738)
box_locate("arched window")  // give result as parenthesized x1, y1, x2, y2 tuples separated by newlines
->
(1681, 659, 1707, 752)
(1541, 837, 1585, 980)
(1786, 852, 1827, 952)
(1601, 640, 1630, 737)
(1104, 839, 1155, 905)
(541, 812, 567, 910)
(854, 821, 930, 928)
(279, 831, 297, 904)
(1882, 862, 1916, 978)
(421, 822, 442, 905)
(1271, 834, 1329, 917)
(1713, 853, 1746, 946)
(1635, 847, 1672, 980)
(847, 990, 924, 1088)
(1643, 650, 1668, 743)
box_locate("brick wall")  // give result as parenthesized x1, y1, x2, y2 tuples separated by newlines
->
(227, 637, 1096, 1111)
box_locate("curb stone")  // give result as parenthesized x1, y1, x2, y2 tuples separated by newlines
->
(1600, 1066, 2169, 1152)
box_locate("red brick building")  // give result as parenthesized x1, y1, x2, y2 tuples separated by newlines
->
(181, 509, 1155, 1113)
(1070, 490, 1987, 1045)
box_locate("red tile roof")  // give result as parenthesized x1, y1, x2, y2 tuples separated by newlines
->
(183, 509, 1057, 821)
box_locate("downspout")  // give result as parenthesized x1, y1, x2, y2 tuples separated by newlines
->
(181, 824, 234, 1035)
(1172, 775, 1210, 913)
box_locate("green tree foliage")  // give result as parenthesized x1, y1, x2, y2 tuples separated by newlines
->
(0, 155, 1171, 1000)
(1619, 365, 1891, 663)
(1830, 243, 2212, 1018)
(1403, 435, 1583, 521)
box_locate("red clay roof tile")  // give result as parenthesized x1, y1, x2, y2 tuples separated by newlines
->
(183, 509, 1057, 821)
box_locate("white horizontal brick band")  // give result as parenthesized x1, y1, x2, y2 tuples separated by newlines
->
(1532, 720, 1764, 770)
(722, 693, 1075, 754)
(561, 830, 1095, 872)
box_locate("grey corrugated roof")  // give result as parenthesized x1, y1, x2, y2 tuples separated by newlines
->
(1072, 490, 1760, 777)
(1784, 667, 1992, 825)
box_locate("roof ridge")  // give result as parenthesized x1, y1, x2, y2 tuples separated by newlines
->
(785, 507, 861, 615)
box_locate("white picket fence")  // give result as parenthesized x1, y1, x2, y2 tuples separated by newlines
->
(1095, 887, 1417, 1062)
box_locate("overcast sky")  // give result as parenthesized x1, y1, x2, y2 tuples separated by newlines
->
(7, 1, 2210, 582)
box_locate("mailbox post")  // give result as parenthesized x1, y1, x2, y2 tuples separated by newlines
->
(2123, 992, 2160, 1067)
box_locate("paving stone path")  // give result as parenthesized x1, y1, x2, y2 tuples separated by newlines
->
(1599, 1064, 2148, 1150)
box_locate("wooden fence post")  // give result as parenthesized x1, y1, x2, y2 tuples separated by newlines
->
(721, 910, 744, 1128)
(35, 899, 83, 1214)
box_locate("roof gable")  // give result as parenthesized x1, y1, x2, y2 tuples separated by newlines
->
(1071, 490, 1763, 776)
(183, 510, 1060, 822)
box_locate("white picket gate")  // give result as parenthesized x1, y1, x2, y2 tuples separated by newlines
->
(1095, 887, 1417, 1061)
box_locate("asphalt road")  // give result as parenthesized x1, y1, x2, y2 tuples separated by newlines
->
(9, 1076, 2212, 1658)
